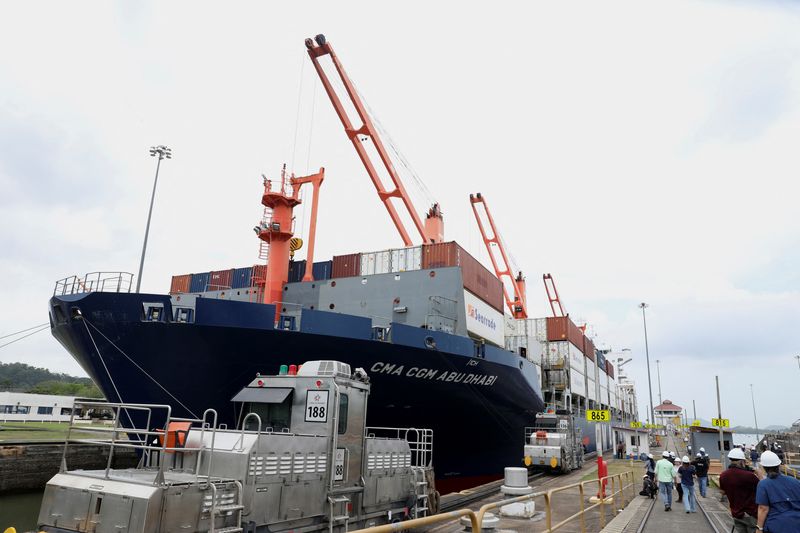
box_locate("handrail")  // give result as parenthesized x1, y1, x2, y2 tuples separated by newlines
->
(236, 413, 262, 451)
(53, 272, 134, 296)
(345, 469, 636, 533)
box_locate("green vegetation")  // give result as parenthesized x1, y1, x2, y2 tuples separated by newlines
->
(0, 362, 102, 398)
(0, 421, 102, 441)
(580, 458, 640, 482)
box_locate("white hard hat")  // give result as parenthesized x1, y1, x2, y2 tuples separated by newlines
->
(761, 451, 781, 467)
(675, 456, 682, 463)
(700, 447, 705, 452)
(648, 453, 654, 459)
(662, 450, 670, 457)
(696, 452, 702, 457)
(728, 448, 746, 460)
(682, 455, 690, 463)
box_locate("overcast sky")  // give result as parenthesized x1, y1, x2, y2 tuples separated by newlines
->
(1, 1, 798, 429)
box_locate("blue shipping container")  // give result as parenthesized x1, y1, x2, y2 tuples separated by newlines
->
(190, 272, 211, 292)
(287, 260, 333, 283)
(231, 267, 254, 289)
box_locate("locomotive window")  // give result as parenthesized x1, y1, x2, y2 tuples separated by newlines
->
(338, 394, 349, 434)
(244, 397, 292, 432)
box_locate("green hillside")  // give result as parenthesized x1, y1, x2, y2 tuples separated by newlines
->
(0, 362, 102, 398)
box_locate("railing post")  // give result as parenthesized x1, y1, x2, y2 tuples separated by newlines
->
(544, 492, 552, 531)
(579, 483, 586, 533)
(599, 478, 606, 528)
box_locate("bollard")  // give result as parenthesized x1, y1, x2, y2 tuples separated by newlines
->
(499, 467, 536, 518)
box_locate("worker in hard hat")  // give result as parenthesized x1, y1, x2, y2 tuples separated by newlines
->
(672, 455, 684, 504)
(720, 447, 761, 532)
(656, 450, 675, 511)
(693, 451, 710, 497)
(678, 455, 697, 513)
(755, 450, 800, 532)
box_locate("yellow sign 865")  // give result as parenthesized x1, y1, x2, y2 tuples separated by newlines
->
(586, 410, 610, 422)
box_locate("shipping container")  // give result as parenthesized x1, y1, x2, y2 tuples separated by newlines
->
(606, 360, 614, 379)
(312, 260, 333, 280)
(546, 316, 585, 348)
(189, 272, 210, 293)
(170, 274, 191, 294)
(463, 290, 504, 346)
(421, 242, 504, 312)
(570, 369, 586, 398)
(587, 377, 597, 402)
(251, 264, 267, 286)
(288, 260, 306, 283)
(231, 267, 253, 289)
(390, 246, 422, 272)
(568, 342, 584, 374)
(597, 351, 607, 374)
(583, 336, 596, 361)
(208, 269, 233, 291)
(360, 250, 392, 276)
(332, 253, 361, 278)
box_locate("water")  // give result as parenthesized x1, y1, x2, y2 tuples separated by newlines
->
(0, 490, 43, 532)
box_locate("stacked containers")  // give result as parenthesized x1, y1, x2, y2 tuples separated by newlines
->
(583, 337, 596, 362)
(208, 269, 233, 291)
(170, 274, 191, 294)
(421, 242, 504, 312)
(332, 253, 361, 278)
(189, 272, 210, 293)
(231, 267, 253, 289)
(545, 316, 584, 347)
(390, 246, 422, 272)
(251, 264, 268, 286)
(360, 250, 392, 275)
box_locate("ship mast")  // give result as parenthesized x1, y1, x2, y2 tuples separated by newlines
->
(304, 34, 443, 246)
(255, 166, 325, 306)
(469, 193, 528, 319)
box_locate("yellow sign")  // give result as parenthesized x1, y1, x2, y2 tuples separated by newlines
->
(586, 409, 610, 422)
(645, 423, 663, 429)
(712, 418, 730, 428)
(630, 421, 642, 428)
(691, 420, 701, 426)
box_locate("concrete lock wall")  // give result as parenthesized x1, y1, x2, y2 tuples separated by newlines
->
(0, 443, 138, 492)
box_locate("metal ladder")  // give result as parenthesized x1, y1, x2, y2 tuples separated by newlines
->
(209, 480, 245, 533)
(411, 468, 429, 518)
(327, 495, 351, 532)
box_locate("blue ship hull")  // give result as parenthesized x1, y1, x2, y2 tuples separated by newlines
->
(50, 292, 547, 493)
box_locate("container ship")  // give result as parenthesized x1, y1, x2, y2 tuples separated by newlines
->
(48, 35, 631, 492)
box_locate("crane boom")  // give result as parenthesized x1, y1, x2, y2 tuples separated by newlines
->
(542, 273, 566, 317)
(305, 34, 442, 245)
(469, 193, 528, 319)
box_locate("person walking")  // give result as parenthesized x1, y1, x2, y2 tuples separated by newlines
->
(678, 455, 697, 513)
(693, 451, 710, 497)
(672, 454, 684, 503)
(617, 441, 624, 460)
(756, 450, 800, 532)
(656, 450, 675, 511)
(720, 448, 761, 532)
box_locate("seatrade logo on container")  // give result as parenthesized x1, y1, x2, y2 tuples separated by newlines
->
(467, 304, 497, 331)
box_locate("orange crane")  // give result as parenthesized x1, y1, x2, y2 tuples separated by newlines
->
(469, 193, 528, 319)
(542, 273, 566, 317)
(305, 34, 443, 246)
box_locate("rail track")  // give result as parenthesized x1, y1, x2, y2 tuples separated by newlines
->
(634, 495, 724, 533)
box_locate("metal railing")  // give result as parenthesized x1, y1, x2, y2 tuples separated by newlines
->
(61, 400, 219, 486)
(54, 272, 134, 296)
(343, 469, 636, 533)
(365, 427, 433, 467)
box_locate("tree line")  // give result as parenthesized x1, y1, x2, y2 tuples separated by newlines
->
(0, 362, 103, 398)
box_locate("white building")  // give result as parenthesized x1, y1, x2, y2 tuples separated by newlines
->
(0, 392, 79, 422)
(654, 400, 683, 431)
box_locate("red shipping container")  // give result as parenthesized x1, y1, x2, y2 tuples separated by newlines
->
(170, 274, 191, 294)
(208, 269, 233, 290)
(546, 316, 584, 348)
(251, 264, 268, 286)
(606, 360, 614, 379)
(421, 242, 504, 312)
(332, 253, 361, 278)
(583, 336, 596, 361)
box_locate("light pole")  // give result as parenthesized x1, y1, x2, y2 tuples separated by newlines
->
(750, 384, 760, 443)
(655, 359, 663, 406)
(616, 352, 632, 423)
(795, 355, 800, 371)
(639, 303, 656, 432)
(136, 145, 172, 293)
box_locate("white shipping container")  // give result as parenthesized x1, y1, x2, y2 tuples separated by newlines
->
(570, 369, 586, 398)
(360, 250, 392, 276)
(587, 378, 597, 401)
(390, 246, 422, 272)
(464, 290, 505, 346)
(568, 342, 584, 374)
(546, 341, 569, 367)
(600, 386, 609, 406)
(534, 317, 547, 342)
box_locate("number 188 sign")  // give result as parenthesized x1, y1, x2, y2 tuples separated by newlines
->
(305, 390, 330, 422)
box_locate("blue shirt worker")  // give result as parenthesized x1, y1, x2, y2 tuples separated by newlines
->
(678, 456, 697, 513)
(656, 451, 675, 511)
(755, 451, 800, 532)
